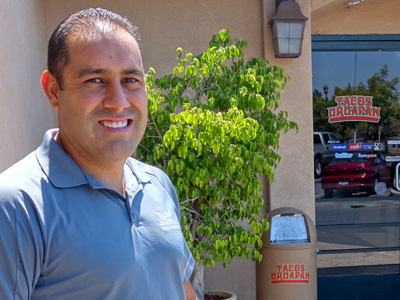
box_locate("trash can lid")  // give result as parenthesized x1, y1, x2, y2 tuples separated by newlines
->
(270, 214, 309, 245)
(262, 207, 317, 248)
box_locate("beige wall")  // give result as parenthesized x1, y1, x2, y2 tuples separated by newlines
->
(0, 0, 55, 172)
(42, 0, 264, 77)
(312, 0, 400, 34)
(263, 0, 315, 221)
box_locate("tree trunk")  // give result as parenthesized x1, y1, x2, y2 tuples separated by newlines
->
(190, 260, 204, 300)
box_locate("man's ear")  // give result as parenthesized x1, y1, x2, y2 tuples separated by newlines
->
(41, 70, 61, 111)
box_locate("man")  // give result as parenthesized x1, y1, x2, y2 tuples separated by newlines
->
(0, 8, 197, 300)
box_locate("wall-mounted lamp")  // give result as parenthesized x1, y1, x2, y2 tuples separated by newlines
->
(269, 0, 308, 58)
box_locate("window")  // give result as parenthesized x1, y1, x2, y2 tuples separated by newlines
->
(312, 35, 400, 277)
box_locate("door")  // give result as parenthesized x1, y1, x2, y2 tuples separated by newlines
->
(312, 35, 400, 299)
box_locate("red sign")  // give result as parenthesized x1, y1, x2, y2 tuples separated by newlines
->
(271, 264, 310, 284)
(348, 143, 361, 151)
(327, 96, 381, 123)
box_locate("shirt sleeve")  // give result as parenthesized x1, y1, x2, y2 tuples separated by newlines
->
(0, 186, 44, 299)
(183, 247, 195, 284)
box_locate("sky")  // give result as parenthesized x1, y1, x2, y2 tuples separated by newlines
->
(312, 51, 400, 99)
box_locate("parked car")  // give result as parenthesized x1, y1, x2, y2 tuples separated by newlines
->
(314, 131, 339, 178)
(321, 151, 391, 198)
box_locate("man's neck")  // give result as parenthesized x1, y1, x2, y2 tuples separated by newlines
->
(54, 132, 126, 195)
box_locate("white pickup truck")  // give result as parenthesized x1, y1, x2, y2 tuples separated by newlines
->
(313, 131, 339, 177)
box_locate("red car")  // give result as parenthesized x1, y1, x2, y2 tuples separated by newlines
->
(321, 151, 391, 198)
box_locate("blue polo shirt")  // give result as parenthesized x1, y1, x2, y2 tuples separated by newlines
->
(0, 129, 194, 300)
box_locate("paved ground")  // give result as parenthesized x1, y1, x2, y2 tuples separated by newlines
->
(315, 185, 400, 270)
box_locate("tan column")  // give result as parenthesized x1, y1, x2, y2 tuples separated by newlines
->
(262, 0, 315, 221)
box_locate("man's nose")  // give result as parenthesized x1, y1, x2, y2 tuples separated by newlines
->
(103, 81, 130, 112)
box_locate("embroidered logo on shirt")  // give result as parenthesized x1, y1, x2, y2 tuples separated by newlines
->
(157, 211, 179, 230)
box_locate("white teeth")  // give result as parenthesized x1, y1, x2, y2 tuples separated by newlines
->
(102, 120, 128, 128)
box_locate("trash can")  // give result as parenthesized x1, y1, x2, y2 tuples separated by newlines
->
(256, 207, 317, 300)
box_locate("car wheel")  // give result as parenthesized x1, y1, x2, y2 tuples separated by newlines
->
(314, 159, 322, 178)
(324, 189, 333, 198)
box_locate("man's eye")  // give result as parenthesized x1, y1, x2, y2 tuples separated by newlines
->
(86, 78, 102, 83)
(123, 78, 138, 84)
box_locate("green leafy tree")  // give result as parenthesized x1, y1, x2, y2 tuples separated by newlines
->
(313, 65, 400, 142)
(135, 29, 297, 299)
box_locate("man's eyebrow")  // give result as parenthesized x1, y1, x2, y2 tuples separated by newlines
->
(122, 68, 144, 77)
(77, 67, 144, 78)
(78, 67, 108, 78)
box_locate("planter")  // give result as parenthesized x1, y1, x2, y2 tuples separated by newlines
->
(204, 290, 237, 300)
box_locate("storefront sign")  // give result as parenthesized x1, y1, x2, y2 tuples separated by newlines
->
(348, 143, 361, 151)
(271, 264, 310, 284)
(357, 153, 377, 158)
(385, 156, 400, 162)
(374, 142, 382, 150)
(335, 153, 353, 159)
(332, 143, 348, 151)
(327, 96, 381, 123)
(387, 140, 400, 145)
(361, 143, 373, 150)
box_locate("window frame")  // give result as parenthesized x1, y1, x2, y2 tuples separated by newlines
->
(312, 34, 400, 52)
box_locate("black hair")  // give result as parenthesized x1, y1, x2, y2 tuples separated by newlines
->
(47, 7, 142, 90)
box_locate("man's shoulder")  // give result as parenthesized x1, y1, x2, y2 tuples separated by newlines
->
(0, 151, 43, 200)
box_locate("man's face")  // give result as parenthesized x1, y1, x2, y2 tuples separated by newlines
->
(54, 29, 148, 166)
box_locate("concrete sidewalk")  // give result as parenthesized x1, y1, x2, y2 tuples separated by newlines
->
(315, 195, 400, 270)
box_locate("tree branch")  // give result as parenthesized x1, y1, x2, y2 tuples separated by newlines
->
(180, 195, 199, 204)
(151, 114, 163, 141)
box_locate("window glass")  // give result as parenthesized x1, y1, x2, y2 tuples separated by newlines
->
(322, 133, 330, 144)
(329, 134, 338, 142)
(314, 134, 322, 144)
(312, 40, 400, 277)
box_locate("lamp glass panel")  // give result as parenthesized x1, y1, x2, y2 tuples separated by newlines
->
(278, 38, 289, 54)
(289, 23, 304, 39)
(289, 38, 301, 54)
(276, 22, 290, 38)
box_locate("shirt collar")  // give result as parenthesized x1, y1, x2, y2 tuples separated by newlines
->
(36, 129, 87, 188)
(36, 129, 151, 189)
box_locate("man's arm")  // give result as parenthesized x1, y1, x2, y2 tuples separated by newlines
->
(0, 189, 43, 299)
(184, 281, 199, 300)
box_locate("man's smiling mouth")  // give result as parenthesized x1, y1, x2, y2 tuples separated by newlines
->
(100, 120, 130, 128)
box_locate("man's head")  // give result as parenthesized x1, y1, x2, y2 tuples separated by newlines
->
(41, 8, 148, 171)
(48, 7, 142, 90)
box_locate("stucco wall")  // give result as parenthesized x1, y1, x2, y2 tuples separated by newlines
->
(0, 0, 55, 172)
(42, 0, 264, 77)
(311, 0, 400, 34)
(263, 0, 314, 220)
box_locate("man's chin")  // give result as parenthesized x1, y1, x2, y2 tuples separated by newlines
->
(101, 141, 137, 160)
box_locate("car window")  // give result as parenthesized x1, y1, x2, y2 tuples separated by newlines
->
(329, 134, 338, 142)
(322, 133, 330, 144)
(314, 134, 322, 144)
(375, 153, 385, 163)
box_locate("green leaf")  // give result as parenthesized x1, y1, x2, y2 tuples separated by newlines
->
(138, 28, 297, 269)
(177, 47, 183, 59)
(219, 29, 229, 42)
